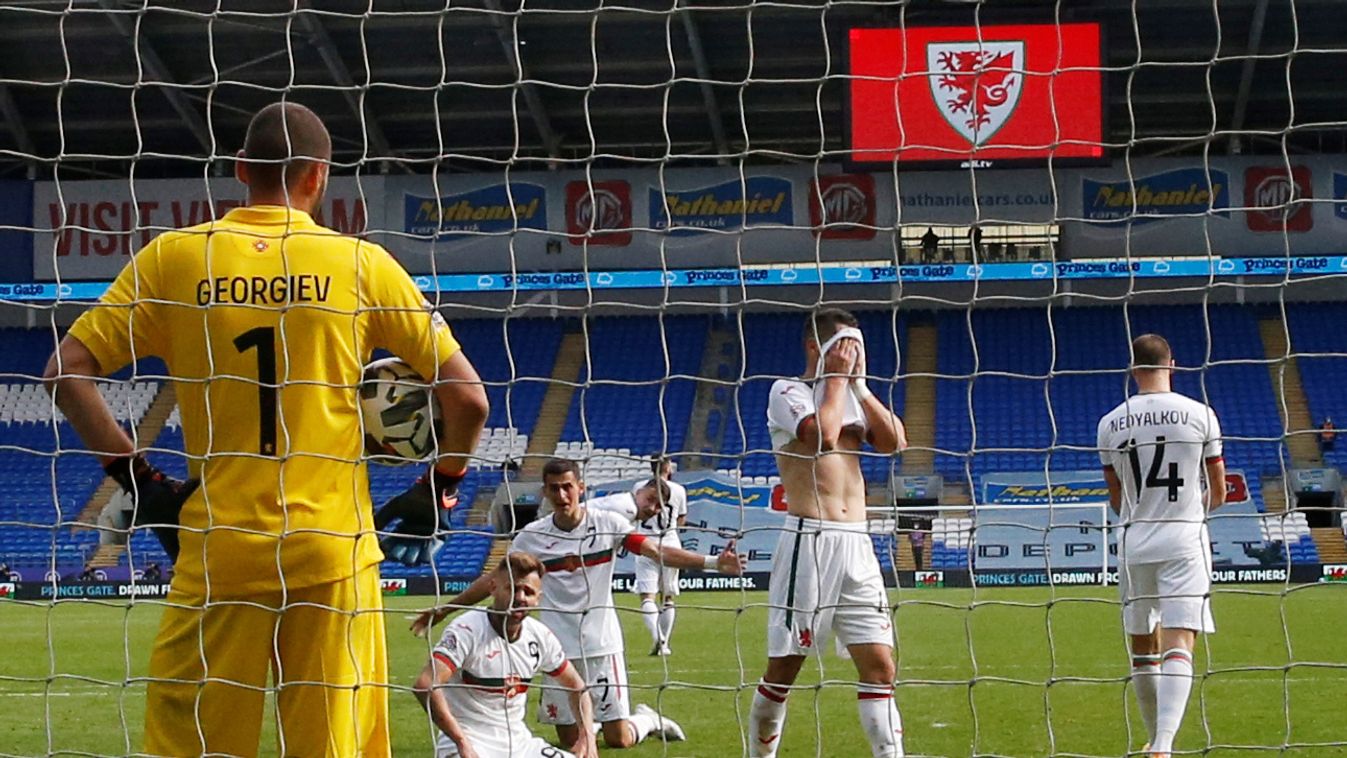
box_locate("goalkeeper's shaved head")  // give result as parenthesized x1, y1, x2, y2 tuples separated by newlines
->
(1131, 333, 1173, 372)
(240, 101, 332, 197)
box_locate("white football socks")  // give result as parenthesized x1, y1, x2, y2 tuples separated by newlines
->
(857, 683, 904, 758)
(749, 681, 789, 757)
(1131, 653, 1162, 745)
(658, 604, 676, 646)
(640, 598, 660, 646)
(1152, 648, 1194, 753)
(626, 711, 658, 744)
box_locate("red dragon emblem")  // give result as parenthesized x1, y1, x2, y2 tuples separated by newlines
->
(927, 42, 1025, 146)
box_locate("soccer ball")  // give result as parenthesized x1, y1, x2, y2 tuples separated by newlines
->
(359, 357, 442, 464)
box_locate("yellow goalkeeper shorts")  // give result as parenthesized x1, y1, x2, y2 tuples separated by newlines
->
(143, 564, 390, 757)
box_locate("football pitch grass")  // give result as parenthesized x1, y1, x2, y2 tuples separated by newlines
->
(2, 585, 1345, 757)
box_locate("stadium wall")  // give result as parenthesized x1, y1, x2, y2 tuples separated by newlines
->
(0, 179, 33, 284)
(21, 154, 1347, 282)
(5, 565, 1333, 602)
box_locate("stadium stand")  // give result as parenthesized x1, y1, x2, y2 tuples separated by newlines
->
(554, 440, 648, 486)
(1287, 302, 1347, 469)
(453, 317, 565, 437)
(1260, 511, 1321, 565)
(930, 516, 973, 570)
(561, 315, 706, 456)
(935, 305, 1285, 481)
(3, 304, 1333, 578)
(0, 381, 156, 569)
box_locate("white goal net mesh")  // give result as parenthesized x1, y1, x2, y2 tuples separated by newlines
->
(0, 2, 1345, 757)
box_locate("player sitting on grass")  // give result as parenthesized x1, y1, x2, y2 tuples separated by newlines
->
(415, 552, 599, 758)
(1097, 334, 1225, 758)
(414, 457, 746, 750)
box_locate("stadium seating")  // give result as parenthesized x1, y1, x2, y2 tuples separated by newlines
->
(872, 533, 896, 573)
(471, 427, 528, 470)
(450, 317, 566, 436)
(0, 381, 157, 569)
(2, 303, 1333, 578)
(936, 305, 1285, 480)
(561, 315, 706, 455)
(554, 441, 649, 487)
(930, 517, 973, 570)
(1260, 511, 1321, 564)
(1286, 302, 1347, 469)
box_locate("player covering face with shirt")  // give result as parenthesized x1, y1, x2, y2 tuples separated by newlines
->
(750, 308, 908, 758)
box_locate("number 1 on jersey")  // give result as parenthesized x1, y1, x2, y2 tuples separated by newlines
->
(233, 326, 278, 456)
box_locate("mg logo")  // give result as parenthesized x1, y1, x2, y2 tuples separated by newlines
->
(810, 175, 876, 240)
(576, 188, 625, 233)
(1254, 175, 1299, 207)
(1245, 166, 1312, 232)
(566, 180, 632, 245)
(822, 182, 867, 223)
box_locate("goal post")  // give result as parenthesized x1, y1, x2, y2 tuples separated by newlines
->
(0, 3, 1345, 757)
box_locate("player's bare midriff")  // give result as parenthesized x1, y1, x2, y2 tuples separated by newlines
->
(774, 427, 868, 523)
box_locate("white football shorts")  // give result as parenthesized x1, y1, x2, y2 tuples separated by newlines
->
(436, 734, 574, 758)
(1118, 552, 1215, 635)
(538, 652, 631, 726)
(633, 553, 680, 597)
(767, 517, 894, 657)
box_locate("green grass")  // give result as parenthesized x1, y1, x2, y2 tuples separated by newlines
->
(2, 585, 1346, 756)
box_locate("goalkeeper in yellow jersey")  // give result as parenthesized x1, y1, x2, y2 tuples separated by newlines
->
(42, 102, 489, 757)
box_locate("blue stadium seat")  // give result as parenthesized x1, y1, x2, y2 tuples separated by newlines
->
(936, 305, 1286, 480)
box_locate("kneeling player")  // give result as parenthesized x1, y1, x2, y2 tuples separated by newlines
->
(416, 458, 745, 750)
(1098, 334, 1226, 758)
(414, 553, 598, 758)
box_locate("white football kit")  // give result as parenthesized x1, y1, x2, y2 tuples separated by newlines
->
(627, 480, 688, 596)
(431, 609, 574, 758)
(510, 508, 639, 725)
(1097, 391, 1224, 634)
(763, 378, 892, 657)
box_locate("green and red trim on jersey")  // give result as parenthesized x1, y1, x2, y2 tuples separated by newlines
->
(542, 548, 615, 573)
(540, 535, 645, 573)
(461, 670, 534, 697)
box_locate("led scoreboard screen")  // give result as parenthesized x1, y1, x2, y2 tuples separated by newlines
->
(848, 23, 1104, 167)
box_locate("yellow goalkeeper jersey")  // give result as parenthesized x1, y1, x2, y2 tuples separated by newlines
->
(68, 204, 460, 597)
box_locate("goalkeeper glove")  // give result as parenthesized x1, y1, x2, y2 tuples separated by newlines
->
(374, 465, 465, 566)
(104, 454, 199, 563)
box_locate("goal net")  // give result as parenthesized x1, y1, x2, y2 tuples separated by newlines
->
(1, 2, 1345, 756)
